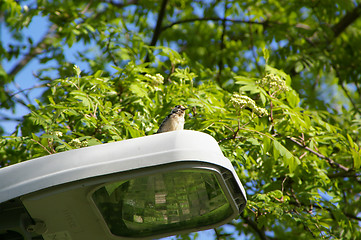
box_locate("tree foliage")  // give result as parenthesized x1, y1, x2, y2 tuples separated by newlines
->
(1, 0, 361, 239)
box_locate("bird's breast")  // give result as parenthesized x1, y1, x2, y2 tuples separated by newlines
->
(169, 115, 184, 130)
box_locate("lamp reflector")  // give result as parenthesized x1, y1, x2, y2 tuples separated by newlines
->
(92, 170, 233, 238)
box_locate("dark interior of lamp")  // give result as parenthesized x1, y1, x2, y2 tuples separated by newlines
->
(91, 169, 234, 238)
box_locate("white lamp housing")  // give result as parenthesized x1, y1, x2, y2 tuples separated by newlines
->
(0, 130, 246, 240)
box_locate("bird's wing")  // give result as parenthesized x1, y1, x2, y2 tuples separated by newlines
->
(156, 113, 172, 133)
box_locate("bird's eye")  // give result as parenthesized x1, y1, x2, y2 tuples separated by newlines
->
(175, 105, 180, 108)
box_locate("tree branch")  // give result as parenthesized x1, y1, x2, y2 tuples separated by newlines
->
(105, 36, 119, 67)
(150, 0, 168, 46)
(355, 80, 361, 98)
(241, 215, 270, 240)
(288, 197, 361, 224)
(327, 171, 358, 179)
(331, 4, 361, 39)
(331, 62, 360, 114)
(144, 0, 168, 63)
(340, 82, 360, 114)
(248, 19, 262, 75)
(213, 228, 221, 240)
(212, 227, 233, 239)
(218, 135, 240, 144)
(0, 84, 48, 108)
(107, 0, 139, 8)
(288, 137, 350, 172)
(0, 113, 22, 122)
(8, 24, 57, 78)
(216, 4, 228, 85)
(162, 17, 268, 31)
(345, 212, 361, 221)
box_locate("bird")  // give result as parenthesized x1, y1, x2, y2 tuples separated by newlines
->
(156, 105, 187, 133)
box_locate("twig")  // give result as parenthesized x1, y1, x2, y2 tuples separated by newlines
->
(340, 81, 360, 115)
(281, 176, 287, 193)
(269, 97, 274, 132)
(80, 1, 93, 14)
(288, 198, 361, 227)
(0, 114, 22, 122)
(213, 228, 221, 240)
(240, 127, 275, 140)
(106, 36, 119, 67)
(332, 64, 360, 115)
(218, 125, 276, 144)
(294, 208, 317, 238)
(217, 127, 240, 144)
(290, 187, 301, 207)
(165, 63, 175, 83)
(288, 137, 350, 172)
(0, 84, 47, 108)
(31, 139, 52, 155)
(217, 135, 240, 144)
(356, 81, 361, 98)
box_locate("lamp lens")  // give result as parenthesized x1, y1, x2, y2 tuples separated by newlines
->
(91, 170, 233, 238)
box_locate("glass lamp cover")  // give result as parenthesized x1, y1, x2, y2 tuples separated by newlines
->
(92, 170, 233, 238)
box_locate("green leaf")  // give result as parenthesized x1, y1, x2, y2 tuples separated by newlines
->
(94, 70, 103, 78)
(295, 61, 304, 73)
(239, 84, 261, 94)
(129, 83, 148, 98)
(73, 65, 81, 78)
(352, 149, 361, 169)
(234, 76, 256, 85)
(269, 190, 283, 199)
(263, 135, 271, 153)
(273, 140, 298, 172)
(286, 90, 300, 108)
(263, 47, 269, 63)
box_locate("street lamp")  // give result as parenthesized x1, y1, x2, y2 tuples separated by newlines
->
(0, 130, 247, 240)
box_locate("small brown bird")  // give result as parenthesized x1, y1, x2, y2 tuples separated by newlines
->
(157, 105, 187, 133)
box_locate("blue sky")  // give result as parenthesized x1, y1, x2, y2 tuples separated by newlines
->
(1, 14, 94, 135)
(1, 15, 52, 135)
